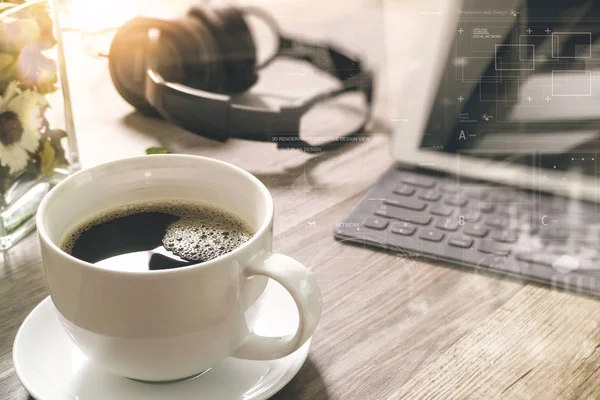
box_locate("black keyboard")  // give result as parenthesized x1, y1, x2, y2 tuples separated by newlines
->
(334, 164, 600, 297)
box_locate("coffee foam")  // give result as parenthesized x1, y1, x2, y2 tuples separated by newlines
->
(61, 200, 254, 262)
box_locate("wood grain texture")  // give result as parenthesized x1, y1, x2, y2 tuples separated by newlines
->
(2, 1, 600, 400)
(391, 286, 600, 400)
(269, 193, 525, 400)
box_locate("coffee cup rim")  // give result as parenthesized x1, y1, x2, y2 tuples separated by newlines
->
(36, 154, 274, 277)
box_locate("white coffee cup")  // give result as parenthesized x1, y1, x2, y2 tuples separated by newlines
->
(36, 155, 322, 382)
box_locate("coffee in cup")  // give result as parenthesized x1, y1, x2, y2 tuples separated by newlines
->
(61, 201, 254, 271)
(37, 155, 322, 381)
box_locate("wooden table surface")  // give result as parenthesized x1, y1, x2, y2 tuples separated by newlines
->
(3, 1, 600, 399)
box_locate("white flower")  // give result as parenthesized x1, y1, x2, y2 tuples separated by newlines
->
(0, 81, 45, 174)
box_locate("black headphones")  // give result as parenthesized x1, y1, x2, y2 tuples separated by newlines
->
(108, 2, 374, 152)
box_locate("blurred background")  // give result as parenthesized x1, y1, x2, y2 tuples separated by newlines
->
(56, 0, 395, 167)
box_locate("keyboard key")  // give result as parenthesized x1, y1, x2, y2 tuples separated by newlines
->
(390, 222, 416, 236)
(391, 221, 414, 229)
(484, 216, 508, 229)
(440, 183, 460, 194)
(434, 217, 459, 232)
(363, 217, 388, 230)
(391, 227, 416, 236)
(478, 240, 510, 256)
(402, 215, 433, 226)
(383, 195, 427, 211)
(546, 245, 571, 254)
(478, 203, 495, 213)
(463, 224, 489, 238)
(430, 205, 453, 217)
(402, 175, 436, 188)
(445, 195, 468, 207)
(516, 203, 535, 214)
(463, 211, 481, 223)
(375, 207, 432, 225)
(419, 229, 445, 242)
(487, 189, 518, 202)
(392, 184, 416, 197)
(499, 204, 530, 215)
(541, 229, 569, 240)
(448, 235, 474, 248)
(465, 189, 484, 200)
(419, 190, 442, 202)
(495, 204, 513, 214)
(492, 230, 518, 243)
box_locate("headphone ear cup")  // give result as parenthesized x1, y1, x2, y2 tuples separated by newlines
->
(189, 3, 258, 93)
(108, 17, 219, 114)
(177, 16, 224, 92)
(109, 18, 192, 114)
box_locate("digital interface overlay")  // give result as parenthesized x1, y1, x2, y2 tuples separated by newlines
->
(422, 0, 600, 178)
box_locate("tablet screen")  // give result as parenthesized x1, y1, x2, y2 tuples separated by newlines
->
(421, 0, 600, 177)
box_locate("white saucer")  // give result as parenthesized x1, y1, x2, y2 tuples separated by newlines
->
(13, 281, 310, 400)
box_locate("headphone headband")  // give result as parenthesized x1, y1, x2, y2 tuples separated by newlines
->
(139, 7, 374, 153)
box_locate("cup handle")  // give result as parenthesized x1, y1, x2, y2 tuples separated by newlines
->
(233, 252, 322, 360)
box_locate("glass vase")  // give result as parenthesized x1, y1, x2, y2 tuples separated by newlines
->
(0, 0, 79, 250)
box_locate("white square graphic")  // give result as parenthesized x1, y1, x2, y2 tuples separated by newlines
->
(551, 32, 592, 59)
(551, 70, 592, 96)
(495, 44, 535, 71)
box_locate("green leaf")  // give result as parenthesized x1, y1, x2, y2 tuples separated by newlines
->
(145, 147, 169, 155)
(37, 138, 55, 175)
